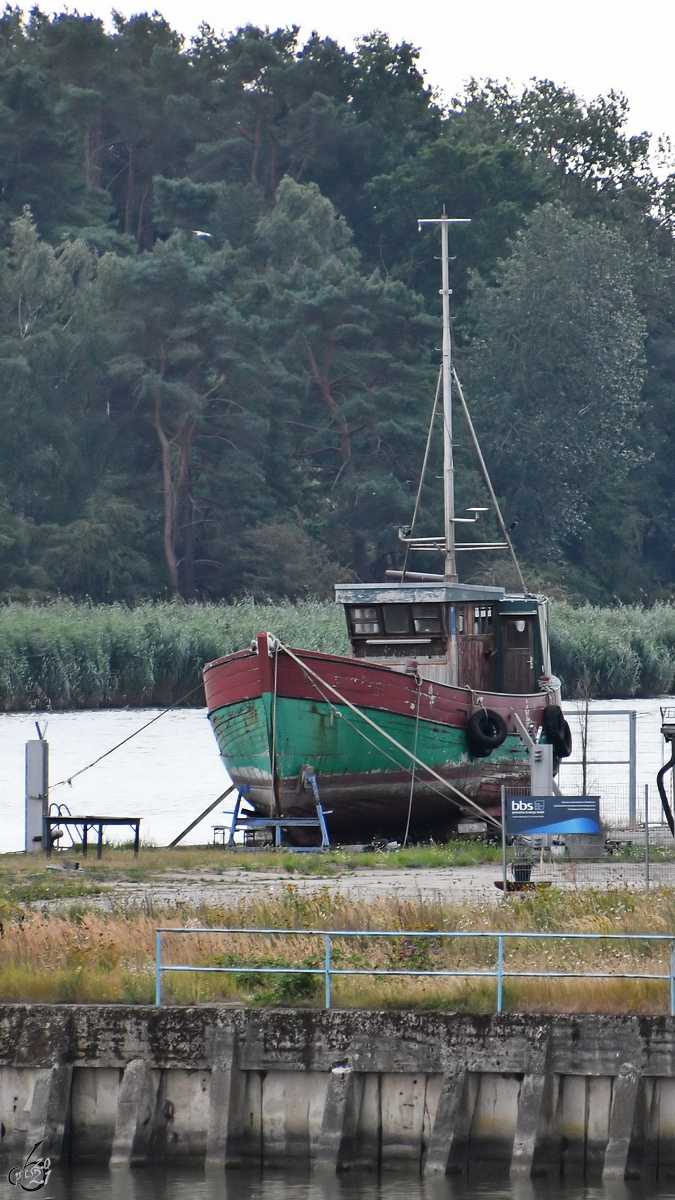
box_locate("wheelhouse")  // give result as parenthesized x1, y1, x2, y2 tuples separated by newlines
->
(336, 582, 551, 695)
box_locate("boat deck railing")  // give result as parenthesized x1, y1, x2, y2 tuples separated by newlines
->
(154, 927, 675, 1012)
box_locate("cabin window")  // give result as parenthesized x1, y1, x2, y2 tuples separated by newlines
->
(504, 617, 531, 647)
(350, 606, 380, 635)
(412, 603, 443, 634)
(346, 601, 447, 658)
(382, 606, 411, 634)
(457, 607, 465, 634)
(472, 606, 493, 635)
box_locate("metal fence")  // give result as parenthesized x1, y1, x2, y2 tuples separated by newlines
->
(560, 700, 673, 828)
(500, 783, 675, 891)
(154, 926, 675, 1013)
(540, 701, 675, 888)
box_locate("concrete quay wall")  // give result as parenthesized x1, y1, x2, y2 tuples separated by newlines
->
(2, 1006, 675, 1179)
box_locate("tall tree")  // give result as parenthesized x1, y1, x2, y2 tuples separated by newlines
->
(255, 177, 436, 578)
(100, 230, 270, 597)
(0, 209, 155, 599)
(462, 202, 647, 565)
(367, 131, 550, 305)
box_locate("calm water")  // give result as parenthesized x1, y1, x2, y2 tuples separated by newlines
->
(0, 698, 670, 854)
(0, 708, 228, 853)
(0, 1169, 669, 1200)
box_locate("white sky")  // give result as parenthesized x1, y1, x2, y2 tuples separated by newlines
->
(73, 0, 675, 144)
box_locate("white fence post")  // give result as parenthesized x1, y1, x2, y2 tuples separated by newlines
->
(629, 711, 637, 828)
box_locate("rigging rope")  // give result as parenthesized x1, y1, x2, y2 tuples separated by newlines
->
(270, 635, 501, 830)
(401, 365, 442, 582)
(49, 680, 204, 792)
(402, 672, 422, 847)
(452, 366, 527, 593)
(271, 642, 281, 815)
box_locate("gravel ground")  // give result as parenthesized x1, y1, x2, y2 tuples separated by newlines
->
(44, 859, 666, 913)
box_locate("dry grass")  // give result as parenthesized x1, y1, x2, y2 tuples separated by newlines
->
(0, 883, 674, 1011)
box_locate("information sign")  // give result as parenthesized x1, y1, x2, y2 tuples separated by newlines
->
(506, 795, 601, 837)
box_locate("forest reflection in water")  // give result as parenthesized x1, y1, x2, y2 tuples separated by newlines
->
(6, 1168, 672, 1200)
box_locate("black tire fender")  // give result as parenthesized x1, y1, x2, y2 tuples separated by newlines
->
(543, 703, 573, 758)
(466, 708, 508, 758)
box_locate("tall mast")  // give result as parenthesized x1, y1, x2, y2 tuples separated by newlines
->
(418, 209, 470, 581)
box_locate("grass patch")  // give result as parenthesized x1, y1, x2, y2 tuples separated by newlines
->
(0, 841, 503, 893)
(0, 881, 674, 1010)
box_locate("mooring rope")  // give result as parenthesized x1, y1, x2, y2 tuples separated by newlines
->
(402, 672, 422, 847)
(49, 679, 204, 792)
(269, 634, 501, 829)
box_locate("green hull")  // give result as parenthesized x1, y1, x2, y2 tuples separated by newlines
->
(210, 692, 529, 839)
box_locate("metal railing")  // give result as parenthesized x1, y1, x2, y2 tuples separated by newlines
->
(155, 927, 675, 1013)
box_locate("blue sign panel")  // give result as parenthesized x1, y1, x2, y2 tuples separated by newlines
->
(506, 795, 601, 837)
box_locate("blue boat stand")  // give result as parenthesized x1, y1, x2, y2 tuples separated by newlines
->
(215, 777, 331, 850)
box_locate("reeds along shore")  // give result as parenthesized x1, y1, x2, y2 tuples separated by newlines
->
(0, 598, 349, 710)
(2, 885, 675, 1011)
(1, 597, 675, 709)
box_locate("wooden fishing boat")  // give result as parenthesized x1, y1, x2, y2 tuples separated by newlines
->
(203, 209, 570, 841)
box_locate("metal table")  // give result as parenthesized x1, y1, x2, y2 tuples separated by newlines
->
(45, 815, 141, 858)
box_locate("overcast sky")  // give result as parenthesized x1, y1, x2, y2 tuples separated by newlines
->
(74, 0, 674, 146)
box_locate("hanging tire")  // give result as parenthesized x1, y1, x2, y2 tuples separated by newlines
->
(543, 704, 573, 758)
(466, 708, 508, 758)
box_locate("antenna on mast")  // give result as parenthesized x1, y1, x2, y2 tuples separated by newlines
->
(417, 208, 470, 581)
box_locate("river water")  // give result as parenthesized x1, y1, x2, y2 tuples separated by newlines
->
(0, 698, 671, 854)
(0, 708, 227, 853)
(0, 1167, 667, 1200)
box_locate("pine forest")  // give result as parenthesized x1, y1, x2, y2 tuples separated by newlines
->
(0, 9, 673, 611)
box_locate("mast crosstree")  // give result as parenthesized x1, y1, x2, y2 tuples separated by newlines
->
(401, 209, 513, 581)
(417, 209, 470, 581)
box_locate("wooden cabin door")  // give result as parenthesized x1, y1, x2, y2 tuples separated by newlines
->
(501, 616, 536, 693)
(457, 604, 497, 691)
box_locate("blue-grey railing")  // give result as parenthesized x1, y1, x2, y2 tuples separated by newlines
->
(155, 927, 675, 1013)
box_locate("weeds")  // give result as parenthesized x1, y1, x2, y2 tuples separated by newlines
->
(6, 841, 500, 886)
(549, 598, 675, 696)
(0, 598, 349, 710)
(0, 883, 674, 1010)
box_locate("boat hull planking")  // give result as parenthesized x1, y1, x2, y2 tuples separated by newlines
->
(204, 635, 550, 841)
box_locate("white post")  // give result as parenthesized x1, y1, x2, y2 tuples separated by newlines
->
(645, 783, 649, 893)
(629, 710, 637, 828)
(530, 743, 554, 796)
(25, 739, 48, 853)
(530, 742, 554, 850)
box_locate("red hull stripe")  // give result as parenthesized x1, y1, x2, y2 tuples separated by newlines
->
(203, 641, 548, 732)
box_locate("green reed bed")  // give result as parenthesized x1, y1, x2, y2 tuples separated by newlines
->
(2, 596, 675, 708)
(0, 598, 349, 709)
(548, 599, 675, 697)
(2, 883, 675, 1011)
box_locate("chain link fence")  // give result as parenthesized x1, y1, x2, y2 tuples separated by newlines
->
(498, 701, 675, 890)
